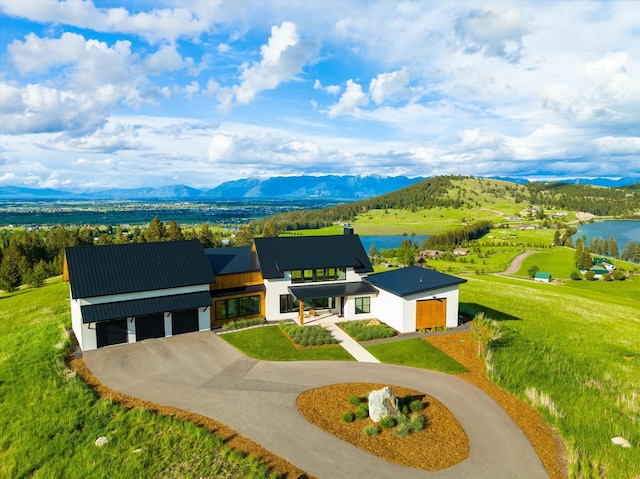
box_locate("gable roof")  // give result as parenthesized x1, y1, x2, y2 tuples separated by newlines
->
(534, 272, 552, 280)
(366, 266, 466, 297)
(205, 246, 260, 275)
(65, 240, 216, 299)
(253, 235, 374, 279)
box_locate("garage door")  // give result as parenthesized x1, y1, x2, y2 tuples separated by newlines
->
(135, 313, 165, 341)
(97, 319, 128, 348)
(172, 309, 200, 335)
(416, 298, 447, 329)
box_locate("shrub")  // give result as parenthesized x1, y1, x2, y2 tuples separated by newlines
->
(222, 318, 265, 331)
(341, 412, 354, 423)
(570, 270, 582, 281)
(408, 413, 425, 432)
(379, 416, 395, 429)
(298, 337, 309, 347)
(394, 423, 411, 438)
(613, 270, 626, 281)
(340, 320, 396, 341)
(355, 406, 369, 420)
(348, 394, 361, 406)
(363, 425, 379, 437)
(409, 399, 424, 412)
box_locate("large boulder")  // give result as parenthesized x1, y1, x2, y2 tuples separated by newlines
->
(368, 386, 400, 422)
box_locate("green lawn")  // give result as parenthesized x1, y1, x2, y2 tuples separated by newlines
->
(460, 275, 640, 478)
(365, 338, 468, 374)
(0, 281, 278, 479)
(220, 325, 355, 361)
(516, 246, 577, 278)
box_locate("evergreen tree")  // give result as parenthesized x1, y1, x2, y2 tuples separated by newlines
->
(0, 244, 22, 292)
(581, 248, 593, 270)
(144, 217, 166, 242)
(609, 236, 619, 258)
(233, 225, 254, 247)
(553, 230, 561, 246)
(197, 224, 215, 248)
(397, 239, 417, 266)
(262, 221, 278, 237)
(166, 220, 184, 241)
(574, 239, 583, 268)
(26, 260, 47, 288)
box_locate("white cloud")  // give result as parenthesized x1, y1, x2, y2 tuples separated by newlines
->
(369, 67, 413, 105)
(0, 1, 219, 44)
(454, 7, 529, 64)
(208, 134, 235, 162)
(232, 22, 318, 106)
(328, 79, 368, 117)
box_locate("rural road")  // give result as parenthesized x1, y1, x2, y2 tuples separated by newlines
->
(84, 331, 549, 479)
(502, 250, 536, 275)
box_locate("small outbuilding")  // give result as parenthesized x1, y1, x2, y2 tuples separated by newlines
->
(534, 272, 552, 283)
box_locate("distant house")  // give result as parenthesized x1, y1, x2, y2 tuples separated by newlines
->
(453, 248, 469, 256)
(589, 265, 609, 279)
(593, 258, 615, 272)
(65, 230, 467, 351)
(534, 272, 552, 283)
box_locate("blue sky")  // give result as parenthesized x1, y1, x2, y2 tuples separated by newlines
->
(1, 1, 639, 191)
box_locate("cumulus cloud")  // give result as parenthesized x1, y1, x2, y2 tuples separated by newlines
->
(328, 79, 368, 117)
(454, 7, 529, 64)
(226, 22, 318, 107)
(369, 67, 413, 105)
(0, 1, 218, 44)
(544, 52, 640, 129)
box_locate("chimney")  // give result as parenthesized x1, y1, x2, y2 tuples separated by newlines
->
(343, 225, 354, 235)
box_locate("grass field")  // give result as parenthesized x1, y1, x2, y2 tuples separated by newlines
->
(459, 275, 640, 479)
(220, 325, 355, 361)
(0, 281, 279, 479)
(365, 338, 468, 374)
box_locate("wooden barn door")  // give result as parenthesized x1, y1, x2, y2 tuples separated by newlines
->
(416, 298, 447, 329)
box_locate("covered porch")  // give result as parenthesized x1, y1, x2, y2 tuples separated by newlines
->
(288, 281, 378, 325)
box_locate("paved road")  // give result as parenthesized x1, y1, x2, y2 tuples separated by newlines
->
(84, 331, 549, 479)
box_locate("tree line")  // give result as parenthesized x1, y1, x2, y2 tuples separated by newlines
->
(0, 217, 255, 292)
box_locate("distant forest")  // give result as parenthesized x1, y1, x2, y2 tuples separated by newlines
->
(253, 175, 640, 233)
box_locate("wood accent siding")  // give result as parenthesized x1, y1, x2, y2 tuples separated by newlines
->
(63, 253, 69, 281)
(416, 298, 447, 329)
(209, 270, 265, 328)
(210, 271, 263, 291)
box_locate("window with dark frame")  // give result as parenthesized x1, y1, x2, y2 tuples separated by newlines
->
(215, 295, 260, 320)
(355, 296, 370, 314)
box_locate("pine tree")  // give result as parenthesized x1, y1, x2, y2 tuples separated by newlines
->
(609, 236, 619, 258)
(574, 239, 583, 268)
(144, 217, 166, 242)
(167, 220, 183, 241)
(0, 245, 22, 292)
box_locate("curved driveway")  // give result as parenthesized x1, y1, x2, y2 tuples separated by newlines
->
(83, 331, 549, 479)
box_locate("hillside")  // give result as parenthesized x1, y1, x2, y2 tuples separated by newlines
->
(256, 176, 640, 233)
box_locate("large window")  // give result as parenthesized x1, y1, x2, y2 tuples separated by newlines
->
(215, 295, 260, 320)
(291, 267, 346, 283)
(280, 294, 335, 313)
(355, 297, 370, 314)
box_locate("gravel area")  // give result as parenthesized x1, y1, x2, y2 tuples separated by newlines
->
(425, 332, 567, 479)
(296, 382, 469, 470)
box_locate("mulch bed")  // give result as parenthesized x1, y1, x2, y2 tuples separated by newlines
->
(296, 383, 469, 470)
(68, 357, 313, 479)
(425, 332, 568, 479)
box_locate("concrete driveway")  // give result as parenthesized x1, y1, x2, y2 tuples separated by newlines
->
(83, 331, 549, 479)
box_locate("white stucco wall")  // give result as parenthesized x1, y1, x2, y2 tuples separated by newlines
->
(198, 306, 209, 331)
(372, 285, 462, 333)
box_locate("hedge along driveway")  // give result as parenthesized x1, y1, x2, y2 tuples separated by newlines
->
(84, 331, 549, 479)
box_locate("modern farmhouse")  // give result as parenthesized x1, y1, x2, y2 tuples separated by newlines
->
(65, 230, 466, 351)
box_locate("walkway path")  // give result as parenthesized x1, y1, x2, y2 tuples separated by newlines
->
(324, 322, 380, 363)
(84, 331, 549, 479)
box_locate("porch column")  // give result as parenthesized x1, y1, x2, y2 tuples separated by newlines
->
(299, 299, 305, 325)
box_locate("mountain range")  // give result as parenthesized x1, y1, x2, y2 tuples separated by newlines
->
(1, 175, 638, 200)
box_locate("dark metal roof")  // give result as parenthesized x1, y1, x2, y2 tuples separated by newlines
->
(289, 281, 378, 301)
(80, 291, 212, 323)
(254, 235, 374, 279)
(211, 284, 265, 298)
(205, 246, 260, 275)
(365, 266, 467, 297)
(65, 240, 216, 299)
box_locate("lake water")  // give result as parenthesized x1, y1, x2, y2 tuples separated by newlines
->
(360, 235, 430, 253)
(576, 220, 640, 250)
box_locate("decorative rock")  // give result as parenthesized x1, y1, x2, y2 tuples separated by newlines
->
(611, 436, 631, 448)
(95, 436, 109, 447)
(368, 386, 399, 422)
(366, 319, 381, 327)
